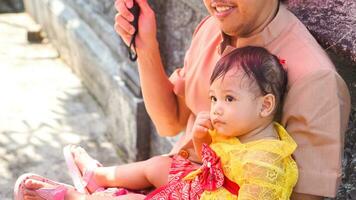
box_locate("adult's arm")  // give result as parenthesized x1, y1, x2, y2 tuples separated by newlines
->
(114, 0, 191, 136)
(282, 69, 351, 197)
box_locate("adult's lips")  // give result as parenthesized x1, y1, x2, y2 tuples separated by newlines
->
(211, 2, 236, 19)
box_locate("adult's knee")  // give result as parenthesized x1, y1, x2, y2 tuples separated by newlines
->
(291, 192, 323, 200)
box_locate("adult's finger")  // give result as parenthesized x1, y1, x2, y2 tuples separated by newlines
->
(115, 13, 135, 35)
(114, 22, 131, 46)
(123, 0, 133, 8)
(115, 0, 134, 22)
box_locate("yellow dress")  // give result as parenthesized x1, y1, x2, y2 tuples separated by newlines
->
(184, 122, 298, 200)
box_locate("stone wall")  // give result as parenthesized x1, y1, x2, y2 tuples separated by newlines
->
(287, 0, 356, 106)
(0, 0, 23, 13)
(24, 0, 355, 199)
(286, 2, 356, 198)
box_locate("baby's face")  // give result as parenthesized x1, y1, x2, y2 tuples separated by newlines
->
(209, 70, 264, 137)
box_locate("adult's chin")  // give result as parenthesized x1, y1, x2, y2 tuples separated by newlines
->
(219, 25, 241, 39)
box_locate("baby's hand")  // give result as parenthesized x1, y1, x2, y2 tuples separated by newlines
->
(192, 111, 213, 140)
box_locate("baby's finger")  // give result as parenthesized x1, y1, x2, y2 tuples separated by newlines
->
(196, 118, 213, 130)
(196, 126, 209, 133)
(199, 112, 210, 117)
(194, 126, 209, 137)
(196, 113, 210, 122)
(203, 119, 213, 130)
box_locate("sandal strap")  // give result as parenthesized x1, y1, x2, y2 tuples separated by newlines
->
(81, 161, 105, 193)
(63, 145, 105, 194)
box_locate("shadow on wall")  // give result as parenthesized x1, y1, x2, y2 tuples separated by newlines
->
(0, 0, 24, 13)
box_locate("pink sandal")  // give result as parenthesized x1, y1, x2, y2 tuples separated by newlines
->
(63, 145, 105, 194)
(14, 173, 72, 200)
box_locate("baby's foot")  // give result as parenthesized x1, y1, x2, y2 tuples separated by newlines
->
(70, 146, 103, 193)
(23, 179, 47, 200)
(71, 146, 96, 175)
(23, 179, 69, 200)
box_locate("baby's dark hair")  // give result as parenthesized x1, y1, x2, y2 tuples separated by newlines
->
(210, 46, 288, 114)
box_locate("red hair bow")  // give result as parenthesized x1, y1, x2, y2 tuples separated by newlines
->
(279, 58, 286, 65)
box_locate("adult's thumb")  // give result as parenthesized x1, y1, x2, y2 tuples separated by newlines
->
(135, 0, 152, 14)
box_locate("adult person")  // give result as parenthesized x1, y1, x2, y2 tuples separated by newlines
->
(114, 0, 350, 199)
(17, 0, 350, 199)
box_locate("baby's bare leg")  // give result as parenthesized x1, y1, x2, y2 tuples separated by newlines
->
(85, 192, 146, 200)
(94, 155, 172, 189)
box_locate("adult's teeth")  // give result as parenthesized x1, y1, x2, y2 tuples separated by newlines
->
(216, 6, 231, 13)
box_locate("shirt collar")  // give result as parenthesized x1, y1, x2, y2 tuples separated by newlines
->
(218, 4, 292, 56)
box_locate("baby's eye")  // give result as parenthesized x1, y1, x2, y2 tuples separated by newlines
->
(210, 96, 217, 102)
(225, 95, 235, 102)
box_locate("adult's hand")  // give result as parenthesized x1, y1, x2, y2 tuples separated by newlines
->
(114, 0, 157, 51)
(114, 1, 185, 136)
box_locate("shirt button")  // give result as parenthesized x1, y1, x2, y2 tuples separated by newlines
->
(178, 149, 189, 159)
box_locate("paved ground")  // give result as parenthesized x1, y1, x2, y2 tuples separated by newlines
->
(0, 13, 122, 199)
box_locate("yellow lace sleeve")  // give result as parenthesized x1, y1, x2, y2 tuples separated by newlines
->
(195, 123, 298, 200)
(236, 146, 298, 200)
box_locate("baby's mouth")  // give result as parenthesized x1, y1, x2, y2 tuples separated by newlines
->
(213, 119, 225, 125)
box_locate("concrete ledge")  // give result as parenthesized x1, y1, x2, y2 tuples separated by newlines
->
(0, 0, 24, 13)
(24, 0, 150, 162)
